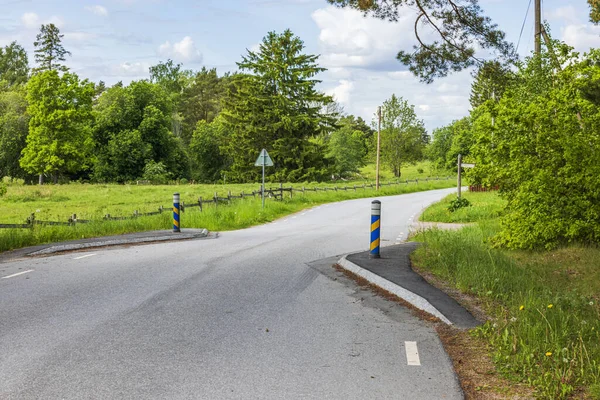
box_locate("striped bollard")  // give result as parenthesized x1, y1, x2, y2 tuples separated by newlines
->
(173, 193, 181, 233)
(370, 200, 381, 259)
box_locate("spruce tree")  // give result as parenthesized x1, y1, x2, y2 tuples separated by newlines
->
(221, 30, 334, 182)
(33, 23, 71, 73)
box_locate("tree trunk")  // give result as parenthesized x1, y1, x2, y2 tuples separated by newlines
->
(39, 174, 43, 185)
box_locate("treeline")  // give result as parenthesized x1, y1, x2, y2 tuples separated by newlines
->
(0, 26, 428, 185)
(428, 40, 600, 249)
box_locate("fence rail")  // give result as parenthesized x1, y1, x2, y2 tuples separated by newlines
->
(0, 177, 452, 229)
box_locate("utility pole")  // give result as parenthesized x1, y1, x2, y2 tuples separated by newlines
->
(376, 106, 382, 191)
(534, 0, 542, 55)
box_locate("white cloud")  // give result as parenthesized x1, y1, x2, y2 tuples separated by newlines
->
(110, 62, 150, 77)
(21, 12, 64, 29)
(547, 6, 580, 25)
(21, 13, 40, 29)
(158, 36, 202, 62)
(311, 6, 419, 70)
(561, 24, 600, 52)
(326, 79, 355, 104)
(85, 5, 109, 17)
(63, 32, 97, 42)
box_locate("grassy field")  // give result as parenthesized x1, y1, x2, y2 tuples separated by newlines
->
(419, 191, 507, 223)
(0, 172, 455, 253)
(1, 161, 449, 225)
(411, 192, 600, 399)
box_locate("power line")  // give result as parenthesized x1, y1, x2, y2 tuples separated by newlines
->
(517, 0, 533, 53)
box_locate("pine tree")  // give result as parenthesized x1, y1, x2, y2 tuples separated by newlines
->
(221, 30, 334, 182)
(33, 24, 71, 73)
(469, 61, 512, 109)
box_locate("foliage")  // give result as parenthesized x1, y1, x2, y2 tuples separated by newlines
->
(326, 0, 516, 83)
(20, 70, 95, 182)
(221, 29, 334, 182)
(33, 24, 70, 73)
(189, 118, 229, 182)
(0, 87, 29, 179)
(471, 46, 600, 249)
(589, 0, 600, 23)
(420, 191, 506, 223)
(0, 182, 6, 197)
(469, 60, 513, 109)
(447, 196, 470, 212)
(412, 194, 600, 398)
(93, 80, 189, 182)
(427, 116, 474, 173)
(0, 42, 29, 87)
(179, 67, 229, 144)
(378, 94, 427, 177)
(142, 160, 171, 184)
(326, 123, 367, 178)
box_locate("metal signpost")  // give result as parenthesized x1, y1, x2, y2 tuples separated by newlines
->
(255, 148, 274, 209)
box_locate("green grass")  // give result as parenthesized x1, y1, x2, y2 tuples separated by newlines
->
(411, 192, 600, 399)
(359, 160, 450, 181)
(0, 178, 455, 253)
(419, 191, 507, 223)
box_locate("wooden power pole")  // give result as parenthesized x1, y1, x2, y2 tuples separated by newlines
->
(534, 0, 542, 55)
(376, 106, 381, 191)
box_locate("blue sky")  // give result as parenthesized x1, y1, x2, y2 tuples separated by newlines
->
(1, 0, 599, 131)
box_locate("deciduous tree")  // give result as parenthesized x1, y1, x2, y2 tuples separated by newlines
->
(20, 71, 95, 184)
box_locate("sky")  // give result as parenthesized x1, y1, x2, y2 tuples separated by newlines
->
(1, 0, 599, 131)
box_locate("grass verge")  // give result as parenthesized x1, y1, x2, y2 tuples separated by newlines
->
(0, 179, 454, 253)
(411, 192, 600, 399)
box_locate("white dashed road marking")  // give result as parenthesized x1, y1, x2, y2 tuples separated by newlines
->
(2, 270, 34, 279)
(73, 254, 97, 260)
(405, 341, 421, 366)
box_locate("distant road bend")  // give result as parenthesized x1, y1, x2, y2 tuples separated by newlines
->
(0, 188, 462, 399)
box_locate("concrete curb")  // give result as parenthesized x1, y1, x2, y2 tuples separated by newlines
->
(28, 229, 210, 256)
(337, 255, 453, 325)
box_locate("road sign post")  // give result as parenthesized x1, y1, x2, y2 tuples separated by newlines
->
(255, 149, 273, 209)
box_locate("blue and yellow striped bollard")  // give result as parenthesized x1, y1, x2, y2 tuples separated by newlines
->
(370, 200, 381, 259)
(173, 193, 181, 233)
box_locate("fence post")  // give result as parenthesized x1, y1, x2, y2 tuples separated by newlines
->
(198, 197, 203, 212)
(370, 200, 381, 259)
(173, 193, 181, 233)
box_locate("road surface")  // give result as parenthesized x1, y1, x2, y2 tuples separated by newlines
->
(0, 188, 462, 399)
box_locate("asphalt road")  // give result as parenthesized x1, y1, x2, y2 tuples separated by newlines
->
(0, 188, 462, 399)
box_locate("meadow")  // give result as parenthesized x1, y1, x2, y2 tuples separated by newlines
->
(412, 192, 600, 399)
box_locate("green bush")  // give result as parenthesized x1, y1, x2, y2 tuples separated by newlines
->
(0, 183, 7, 197)
(179, 178, 189, 185)
(142, 161, 171, 185)
(447, 196, 471, 212)
(470, 46, 600, 249)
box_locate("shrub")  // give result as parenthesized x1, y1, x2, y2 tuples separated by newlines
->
(447, 196, 471, 212)
(142, 161, 171, 185)
(0, 183, 6, 197)
(417, 168, 424, 174)
(179, 178, 189, 185)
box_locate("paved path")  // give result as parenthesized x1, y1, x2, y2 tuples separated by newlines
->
(0, 188, 462, 399)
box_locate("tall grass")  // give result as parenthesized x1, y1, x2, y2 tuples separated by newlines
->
(0, 179, 455, 253)
(412, 193, 600, 399)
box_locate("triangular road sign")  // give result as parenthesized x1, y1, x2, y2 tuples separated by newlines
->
(255, 148, 273, 167)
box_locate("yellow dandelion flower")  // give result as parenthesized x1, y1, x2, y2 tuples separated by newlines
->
(546, 352, 552, 357)
(547, 304, 553, 309)
(519, 305, 525, 311)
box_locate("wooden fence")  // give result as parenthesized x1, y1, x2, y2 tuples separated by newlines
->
(0, 177, 451, 229)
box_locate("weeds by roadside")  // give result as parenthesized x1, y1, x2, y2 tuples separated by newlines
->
(411, 192, 600, 399)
